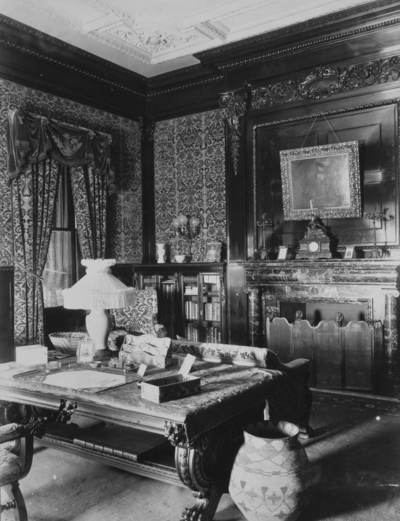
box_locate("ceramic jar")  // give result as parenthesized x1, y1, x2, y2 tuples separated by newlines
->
(229, 420, 312, 521)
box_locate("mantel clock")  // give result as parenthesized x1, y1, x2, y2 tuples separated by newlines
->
(296, 215, 332, 260)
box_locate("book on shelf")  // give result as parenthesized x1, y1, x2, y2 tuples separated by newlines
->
(184, 285, 198, 295)
(185, 323, 199, 342)
(185, 301, 199, 319)
(204, 302, 220, 321)
(205, 327, 221, 343)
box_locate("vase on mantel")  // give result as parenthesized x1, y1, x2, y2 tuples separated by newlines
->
(229, 420, 312, 521)
(156, 243, 166, 263)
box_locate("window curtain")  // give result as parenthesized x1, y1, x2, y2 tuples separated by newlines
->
(7, 110, 112, 346)
(70, 166, 107, 259)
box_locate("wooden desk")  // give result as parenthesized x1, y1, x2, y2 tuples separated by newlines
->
(0, 357, 311, 521)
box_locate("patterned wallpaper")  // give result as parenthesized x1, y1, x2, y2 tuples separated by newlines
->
(154, 110, 226, 261)
(0, 79, 142, 265)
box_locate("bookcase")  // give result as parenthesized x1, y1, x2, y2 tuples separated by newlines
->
(181, 271, 223, 343)
(114, 264, 226, 343)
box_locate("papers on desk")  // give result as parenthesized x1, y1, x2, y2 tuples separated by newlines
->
(43, 370, 126, 390)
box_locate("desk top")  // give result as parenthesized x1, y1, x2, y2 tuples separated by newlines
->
(0, 362, 287, 442)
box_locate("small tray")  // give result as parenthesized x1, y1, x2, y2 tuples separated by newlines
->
(141, 374, 201, 403)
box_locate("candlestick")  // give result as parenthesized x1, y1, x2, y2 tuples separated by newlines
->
(170, 213, 201, 262)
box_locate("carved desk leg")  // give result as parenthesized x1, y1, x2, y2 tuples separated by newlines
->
(165, 422, 222, 521)
(165, 404, 264, 521)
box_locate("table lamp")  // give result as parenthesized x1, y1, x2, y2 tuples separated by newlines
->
(62, 259, 136, 359)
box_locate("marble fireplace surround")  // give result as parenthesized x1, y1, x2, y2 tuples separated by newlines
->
(242, 260, 400, 397)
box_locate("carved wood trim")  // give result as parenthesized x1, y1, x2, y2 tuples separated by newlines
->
(250, 56, 400, 110)
(198, 1, 400, 69)
(139, 117, 155, 142)
(219, 90, 248, 175)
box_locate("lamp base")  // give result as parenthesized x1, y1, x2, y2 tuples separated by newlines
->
(85, 309, 112, 359)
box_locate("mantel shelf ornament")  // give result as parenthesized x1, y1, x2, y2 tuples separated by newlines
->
(296, 213, 332, 260)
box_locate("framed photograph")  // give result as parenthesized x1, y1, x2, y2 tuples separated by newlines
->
(277, 245, 288, 260)
(205, 241, 222, 262)
(344, 245, 355, 259)
(77, 340, 95, 363)
(280, 141, 361, 221)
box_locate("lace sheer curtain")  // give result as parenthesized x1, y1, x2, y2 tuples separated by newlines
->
(43, 169, 76, 308)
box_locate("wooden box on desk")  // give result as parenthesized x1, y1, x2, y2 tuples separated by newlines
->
(141, 374, 201, 403)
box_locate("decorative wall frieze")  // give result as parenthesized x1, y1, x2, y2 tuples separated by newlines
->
(250, 56, 400, 110)
(219, 90, 248, 175)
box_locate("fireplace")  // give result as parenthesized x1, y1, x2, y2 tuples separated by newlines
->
(243, 259, 400, 397)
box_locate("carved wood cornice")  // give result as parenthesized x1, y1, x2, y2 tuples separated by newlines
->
(219, 90, 248, 175)
(250, 57, 400, 110)
(147, 74, 224, 98)
(197, 0, 400, 71)
(0, 32, 145, 99)
(0, 15, 146, 86)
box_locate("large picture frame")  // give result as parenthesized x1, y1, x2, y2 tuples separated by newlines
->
(279, 141, 361, 221)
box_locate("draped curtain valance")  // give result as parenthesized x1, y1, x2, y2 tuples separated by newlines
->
(6, 109, 112, 346)
(6, 109, 112, 180)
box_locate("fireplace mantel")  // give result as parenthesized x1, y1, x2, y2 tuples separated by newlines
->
(240, 259, 400, 396)
(243, 259, 399, 289)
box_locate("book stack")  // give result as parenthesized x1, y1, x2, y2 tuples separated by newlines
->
(184, 285, 198, 295)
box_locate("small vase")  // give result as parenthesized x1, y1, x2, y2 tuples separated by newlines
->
(229, 420, 312, 521)
(156, 243, 166, 263)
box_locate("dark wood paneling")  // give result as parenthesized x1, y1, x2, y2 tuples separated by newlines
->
(0, 267, 13, 363)
(141, 119, 156, 263)
(226, 264, 247, 345)
(226, 119, 248, 262)
(250, 101, 398, 255)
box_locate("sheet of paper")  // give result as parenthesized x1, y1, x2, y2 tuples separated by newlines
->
(178, 354, 196, 377)
(137, 364, 147, 377)
(43, 370, 126, 390)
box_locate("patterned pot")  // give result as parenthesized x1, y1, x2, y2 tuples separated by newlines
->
(229, 420, 312, 521)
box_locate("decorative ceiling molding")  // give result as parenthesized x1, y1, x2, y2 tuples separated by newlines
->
(197, 0, 400, 63)
(0, 14, 145, 83)
(0, 0, 377, 76)
(0, 30, 146, 98)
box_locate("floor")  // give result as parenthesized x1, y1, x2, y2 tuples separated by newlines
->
(2, 388, 400, 521)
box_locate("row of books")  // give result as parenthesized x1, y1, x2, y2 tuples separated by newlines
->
(185, 301, 199, 319)
(205, 327, 221, 343)
(185, 323, 199, 342)
(204, 302, 221, 321)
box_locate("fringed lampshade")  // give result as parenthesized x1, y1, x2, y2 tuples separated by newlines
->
(62, 259, 136, 358)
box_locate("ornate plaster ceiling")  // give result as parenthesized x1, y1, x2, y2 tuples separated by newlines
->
(0, 0, 371, 77)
